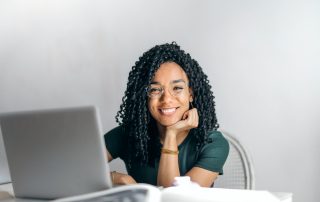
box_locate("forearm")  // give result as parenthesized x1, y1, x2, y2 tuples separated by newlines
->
(157, 133, 180, 187)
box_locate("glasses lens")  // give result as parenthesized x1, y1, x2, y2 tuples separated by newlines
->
(169, 82, 187, 96)
(146, 85, 163, 98)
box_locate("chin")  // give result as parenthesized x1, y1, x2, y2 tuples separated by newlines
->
(158, 117, 181, 127)
(159, 122, 175, 127)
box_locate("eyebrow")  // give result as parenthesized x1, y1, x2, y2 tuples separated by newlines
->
(150, 79, 186, 85)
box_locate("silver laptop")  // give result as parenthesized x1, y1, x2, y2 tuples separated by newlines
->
(0, 106, 112, 200)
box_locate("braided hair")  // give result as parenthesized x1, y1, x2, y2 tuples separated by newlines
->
(116, 42, 218, 166)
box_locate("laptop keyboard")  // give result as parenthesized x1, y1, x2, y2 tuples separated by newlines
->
(74, 189, 148, 202)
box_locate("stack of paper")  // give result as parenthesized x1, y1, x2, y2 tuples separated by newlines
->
(161, 187, 282, 202)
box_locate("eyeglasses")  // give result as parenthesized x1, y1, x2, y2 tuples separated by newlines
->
(146, 80, 189, 99)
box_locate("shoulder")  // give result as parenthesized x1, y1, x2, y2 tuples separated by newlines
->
(104, 125, 127, 138)
(193, 130, 229, 174)
(104, 125, 128, 159)
(207, 131, 229, 147)
(200, 130, 229, 156)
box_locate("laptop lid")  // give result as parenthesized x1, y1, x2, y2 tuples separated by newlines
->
(0, 106, 112, 199)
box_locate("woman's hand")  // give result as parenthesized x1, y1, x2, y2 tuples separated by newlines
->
(166, 108, 199, 135)
(111, 172, 137, 185)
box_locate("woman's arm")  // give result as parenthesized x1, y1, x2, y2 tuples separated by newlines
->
(106, 150, 137, 185)
(186, 167, 219, 187)
(157, 131, 180, 187)
(104, 127, 137, 185)
(157, 108, 198, 187)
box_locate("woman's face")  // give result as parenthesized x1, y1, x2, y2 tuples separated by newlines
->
(147, 62, 193, 127)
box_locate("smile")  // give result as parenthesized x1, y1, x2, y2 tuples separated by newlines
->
(159, 107, 178, 115)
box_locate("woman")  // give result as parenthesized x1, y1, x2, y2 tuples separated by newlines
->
(104, 42, 229, 187)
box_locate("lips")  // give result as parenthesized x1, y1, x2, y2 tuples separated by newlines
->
(159, 107, 178, 115)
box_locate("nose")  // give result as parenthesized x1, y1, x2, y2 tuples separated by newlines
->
(159, 87, 174, 102)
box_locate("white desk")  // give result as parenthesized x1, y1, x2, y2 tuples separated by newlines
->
(161, 186, 292, 202)
(0, 183, 292, 202)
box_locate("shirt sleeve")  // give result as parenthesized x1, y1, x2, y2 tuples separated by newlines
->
(104, 125, 127, 160)
(194, 131, 229, 175)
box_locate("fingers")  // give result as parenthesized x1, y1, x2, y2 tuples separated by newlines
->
(182, 108, 199, 129)
(182, 112, 188, 120)
(189, 108, 199, 128)
(166, 108, 199, 134)
(113, 172, 137, 185)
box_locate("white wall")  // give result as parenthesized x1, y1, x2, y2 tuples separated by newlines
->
(0, 0, 319, 201)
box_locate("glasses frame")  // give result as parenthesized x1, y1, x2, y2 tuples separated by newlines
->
(145, 80, 190, 99)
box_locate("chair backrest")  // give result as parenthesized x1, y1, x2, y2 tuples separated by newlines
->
(0, 130, 11, 184)
(213, 131, 255, 189)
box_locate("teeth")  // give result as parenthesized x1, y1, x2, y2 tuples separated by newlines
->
(161, 108, 176, 114)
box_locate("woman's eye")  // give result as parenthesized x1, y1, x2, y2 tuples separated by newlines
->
(150, 88, 161, 94)
(173, 86, 184, 91)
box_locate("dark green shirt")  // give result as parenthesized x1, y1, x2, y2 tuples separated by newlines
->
(104, 126, 229, 186)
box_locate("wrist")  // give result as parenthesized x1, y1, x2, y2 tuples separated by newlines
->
(163, 131, 177, 142)
(162, 134, 178, 150)
(161, 148, 179, 155)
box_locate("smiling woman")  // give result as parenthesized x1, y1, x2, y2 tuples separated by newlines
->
(147, 62, 192, 128)
(104, 42, 229, 187)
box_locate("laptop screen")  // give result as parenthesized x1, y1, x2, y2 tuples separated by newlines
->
(0, 106, 112, 199)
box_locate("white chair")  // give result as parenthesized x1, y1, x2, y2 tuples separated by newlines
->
(0, 131, 11, 185)
(213, 131, 255, 189)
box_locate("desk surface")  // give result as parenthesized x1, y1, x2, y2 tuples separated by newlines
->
(0, 183, 292, 202)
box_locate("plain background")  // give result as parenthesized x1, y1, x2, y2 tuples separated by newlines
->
(0, 0, 319, 201)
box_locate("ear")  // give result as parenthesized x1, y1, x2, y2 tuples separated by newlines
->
(189, 87, 193, 102)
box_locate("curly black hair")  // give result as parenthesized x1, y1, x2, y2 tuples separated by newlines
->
(116, 42, 218, 166)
